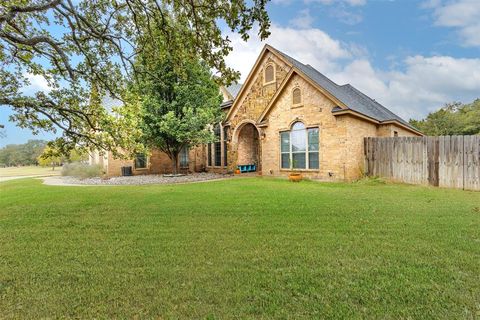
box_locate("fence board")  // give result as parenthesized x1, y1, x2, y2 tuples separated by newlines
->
(364, 135, 479, 191)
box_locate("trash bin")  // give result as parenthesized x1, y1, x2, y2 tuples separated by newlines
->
(121, 166, 132, 176)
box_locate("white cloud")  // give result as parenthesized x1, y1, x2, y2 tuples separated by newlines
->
(225, 25, 480, 120)
(329, 6, 363, 25)
(427, 0, 480, 46)
(225, 24, 351, 83)
(289, 9, 314, 29)
(331, 55, 480, 119)
(22, 73, 52, 94)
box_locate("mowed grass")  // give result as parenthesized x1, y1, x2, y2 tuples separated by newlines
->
(0, 178, 479, 319)
(0, 166, 59, 177)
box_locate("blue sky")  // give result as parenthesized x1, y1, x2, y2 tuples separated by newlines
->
(1, 0, 479, 146)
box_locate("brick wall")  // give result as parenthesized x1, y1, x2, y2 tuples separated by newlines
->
(106, 146, 205, 177)
(261, 74, 349, 180)
(237, 123, 259, 165)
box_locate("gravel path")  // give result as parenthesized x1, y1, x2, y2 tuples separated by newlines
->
(42, 172, 232, 186)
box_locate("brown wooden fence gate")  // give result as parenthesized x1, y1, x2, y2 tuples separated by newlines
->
(364, 136, 480, 191)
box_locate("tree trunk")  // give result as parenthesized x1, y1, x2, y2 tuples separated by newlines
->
(170, 152, 179, 175)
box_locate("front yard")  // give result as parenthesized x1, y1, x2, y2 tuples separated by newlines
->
(0, 178, 479, 318)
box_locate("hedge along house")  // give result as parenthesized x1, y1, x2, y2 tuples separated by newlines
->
(91, 44, 422, 179)
(218, 45, 422, 180)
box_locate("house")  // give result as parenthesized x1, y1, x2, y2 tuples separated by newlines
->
(90, 44, 422, 180)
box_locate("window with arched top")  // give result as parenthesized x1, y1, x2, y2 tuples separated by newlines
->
(292, 88, 302, 105)
(280, 121, 319, 170)
(264, 64, 275, 84)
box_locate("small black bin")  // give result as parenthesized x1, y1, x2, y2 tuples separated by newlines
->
(121, 166, 133, 176)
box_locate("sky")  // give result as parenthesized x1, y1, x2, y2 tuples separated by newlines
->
(1, 0, 479, 146)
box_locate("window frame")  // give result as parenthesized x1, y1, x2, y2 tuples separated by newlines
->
(263, 63, 276, 85)
(223, 126, 229, 167)
(214, 124, 222, 167)
(207, 143, 212, 167)
(292, 87, 303, 108)
(134, 153, 148, 170)
(179, 146, 189, 168)
(279, 122, 320, 171)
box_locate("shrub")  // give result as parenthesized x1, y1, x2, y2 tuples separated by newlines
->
(62, 162, 103, 179)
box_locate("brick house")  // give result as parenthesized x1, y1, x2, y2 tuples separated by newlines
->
(91, 44, 422, 180)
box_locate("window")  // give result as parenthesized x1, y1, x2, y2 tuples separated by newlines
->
(208, 143, 212, 166)
(393, 131, 399, 137)
(223, 126, 228, 167)
(179, 146, 189, 168)
(214, 125, 221, 166)
(292, 88, 302, 105)
(280, 122, 319, 170)
(134, 153, 147, 169)
(264, 64, 275, 84)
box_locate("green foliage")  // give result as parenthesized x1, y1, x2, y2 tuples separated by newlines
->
(0, 0, 270, 156)
(410, 99, 480, 135)
(61, 162, 103, 178)
(37, 146, 62, 169)
(0, 139, 46, 166)
(1, 178, 479, 318)
(138, 50, 223, 173)
(37, 144, 87, 169)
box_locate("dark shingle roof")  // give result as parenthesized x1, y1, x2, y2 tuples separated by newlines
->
(225, 83, 242, 99)
(269, 46, 416, 130)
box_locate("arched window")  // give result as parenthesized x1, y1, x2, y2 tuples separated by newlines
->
(292, 88, 302, 105)
(264, 64, 275, 84)
(280, 122, 319, 170)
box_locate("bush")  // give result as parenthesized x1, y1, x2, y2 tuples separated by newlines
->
(62, 162, 103, 179)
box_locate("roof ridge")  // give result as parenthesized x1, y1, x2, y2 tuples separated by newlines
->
(344, 84, 405, 121)
(265, 44, 415, 131)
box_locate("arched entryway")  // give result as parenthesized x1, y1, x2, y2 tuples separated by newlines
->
(235, 122, 261, 172)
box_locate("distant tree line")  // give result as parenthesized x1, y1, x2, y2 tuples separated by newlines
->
(410, 99, 480, 136)
(0, 140, 87, 167)
(0, 140, 47, 167)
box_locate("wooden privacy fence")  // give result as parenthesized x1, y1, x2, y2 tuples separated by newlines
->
(364, 136, 480, 191)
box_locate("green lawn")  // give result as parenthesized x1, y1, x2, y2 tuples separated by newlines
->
(0, 178, 479, 319)
(0, 166, 60, 177)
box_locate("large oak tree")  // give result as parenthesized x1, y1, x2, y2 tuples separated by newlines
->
(0, 0, 270, 154)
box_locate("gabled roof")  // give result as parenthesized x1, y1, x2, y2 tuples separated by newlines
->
(267, 46, 417, 131)
(220, 83, 242, 110)
(225, 83, 242, 99)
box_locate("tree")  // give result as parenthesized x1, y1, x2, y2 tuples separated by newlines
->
(37, 146, 62, 170)
(37, 144, 88, 170)
(138, 53, 223, 174)
(0, 0, 270, 156)
(409, 99, 480, 136)
(0, 139, 47, 166)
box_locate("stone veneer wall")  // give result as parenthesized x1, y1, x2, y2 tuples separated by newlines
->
(261, 74, 349, 180)
(227, 52, 292, 171)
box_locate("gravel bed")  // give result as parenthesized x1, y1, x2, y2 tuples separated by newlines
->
(61, 172, 232, 185)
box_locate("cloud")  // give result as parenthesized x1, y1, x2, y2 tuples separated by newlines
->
(21, 73, 52, 94)
(289, 9, 314, 29)
(329, 6, 363, 25)
(225, 24, 352, 82)
(427, 0, 480, 46)
(331, 55, 480, 119)
(225, 25, 480, 120)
